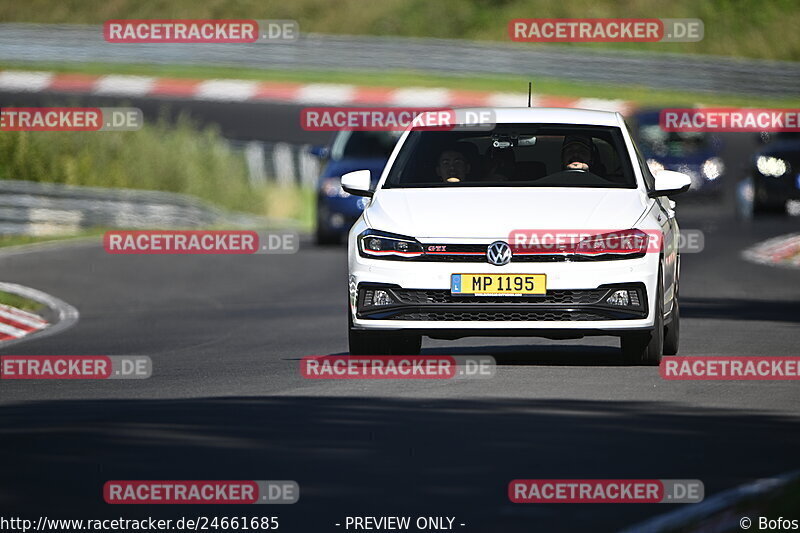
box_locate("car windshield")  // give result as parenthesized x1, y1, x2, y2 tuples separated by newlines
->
(330, 131, 401, 160)
(383, 124, 635, 188)
(637, 122, 710, 158)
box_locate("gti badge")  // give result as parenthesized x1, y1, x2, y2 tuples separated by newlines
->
(487, 241, 511, 266)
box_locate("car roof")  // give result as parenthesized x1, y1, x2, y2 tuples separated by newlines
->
(432, 107, 625, 127)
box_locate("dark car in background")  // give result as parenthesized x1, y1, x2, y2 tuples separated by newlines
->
(748, 132, 800, 215)
(313, 130, 401, 244)
(630, 109, 725, 196)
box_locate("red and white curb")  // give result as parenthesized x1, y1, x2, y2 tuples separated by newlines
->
(0, 303, 47, 342)
(742, 233, 800, 269)
(0, 70, 631, 113)
(0, 281, 79, 347)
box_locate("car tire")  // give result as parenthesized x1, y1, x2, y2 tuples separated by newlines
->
(347, 310, 421, 355)
(752, 201, 787, 215)
(620, 266, 664, 366)
(315, 201, 341, 245)
(348, 328, 391, 355)
(349, 329, 422, 356)
(314, 229, 340, 246)
(663, 296, 680, 356)
(315, 222, 340, 246)
(391, 334, 422, 356)
(753, 188, 787, 215)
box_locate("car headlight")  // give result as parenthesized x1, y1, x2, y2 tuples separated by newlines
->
(701, 157, 724, 180)
(574, 229, 653, 259)
(756, 156, 789, 177)
(358, 230, 424, 259)
(646, 159, 665, 174)
(321, 177, 351, 198)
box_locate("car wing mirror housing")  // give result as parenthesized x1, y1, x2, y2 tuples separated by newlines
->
(341, 170, 374, 197)
(309, 145, 329, 159)
(649, 169, 692, 198)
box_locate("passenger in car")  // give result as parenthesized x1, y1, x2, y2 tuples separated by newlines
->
(561, 135, 595, 171)
(435, 145, 472, 183)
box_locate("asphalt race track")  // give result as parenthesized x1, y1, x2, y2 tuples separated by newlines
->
(1, 91, 799, 531)
(1, 197, 799, 532)
(0, 91, 332, 144)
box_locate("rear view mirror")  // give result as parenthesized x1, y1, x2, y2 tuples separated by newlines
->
(341, 170, 373, 197)
(309, 145, 329, 159)
(649, 170, 692, 198)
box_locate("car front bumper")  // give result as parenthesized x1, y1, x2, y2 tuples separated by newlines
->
(349, 250, 660, 336)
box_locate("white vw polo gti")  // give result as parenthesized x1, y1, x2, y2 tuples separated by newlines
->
(344, 108, 691, 364)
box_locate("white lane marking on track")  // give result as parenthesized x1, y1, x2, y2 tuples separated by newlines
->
(574, 98, 629, 114)
(391, 87, 451, 107)
(0, 70, 54, 91)
(93, 75, 156, 96)
(485, 92, 536, 107)
(295, 83, 356, 104)
(194, 79, 260, 101)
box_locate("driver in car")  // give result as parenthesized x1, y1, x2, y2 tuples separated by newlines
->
(561, 135, 594, 171)
(436, 146, 471, 183)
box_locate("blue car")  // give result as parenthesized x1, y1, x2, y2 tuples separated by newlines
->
(313, 130, 401, 244)
(630, 109, 725, 196)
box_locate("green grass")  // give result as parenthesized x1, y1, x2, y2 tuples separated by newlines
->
(0, 114, 260, 213)
(0, 230, 105, 249)
(0, 291, 45, 312)
(1, 0, 798, 60)
(2, 61, 799, 108)
(0, 114, 313, 227)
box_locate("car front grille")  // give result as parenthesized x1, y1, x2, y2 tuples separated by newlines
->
(357, 284, 648, 321)
(394, 310, 607, 321)
(391, 288, 607, 305)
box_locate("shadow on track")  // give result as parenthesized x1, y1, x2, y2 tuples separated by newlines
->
(325, 344, 629, 366)
(681, 296, 800, 323)
(2, 397, 799, 532)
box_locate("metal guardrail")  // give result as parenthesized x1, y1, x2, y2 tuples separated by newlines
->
(0, 180, 266, 235)
(235, 141, 321, 188)
(0, 23, 799, 97)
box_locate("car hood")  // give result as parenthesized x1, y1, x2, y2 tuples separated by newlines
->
(366, 187, 648, 240)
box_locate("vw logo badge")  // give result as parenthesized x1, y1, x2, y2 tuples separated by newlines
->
(487, 241, 512, 266)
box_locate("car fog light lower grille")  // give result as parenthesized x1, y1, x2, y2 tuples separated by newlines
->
(606, 290, 630, 306)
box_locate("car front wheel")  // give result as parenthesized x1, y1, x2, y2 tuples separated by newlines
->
(663, 294, 680, 356)
(348, 312, 422, 355)
(620, 267, 664, 366)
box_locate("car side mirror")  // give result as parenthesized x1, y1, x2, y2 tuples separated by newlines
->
(341, 170, 373, 197)
(649, 170, 691, 198)
(309, 145, 329, 159)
